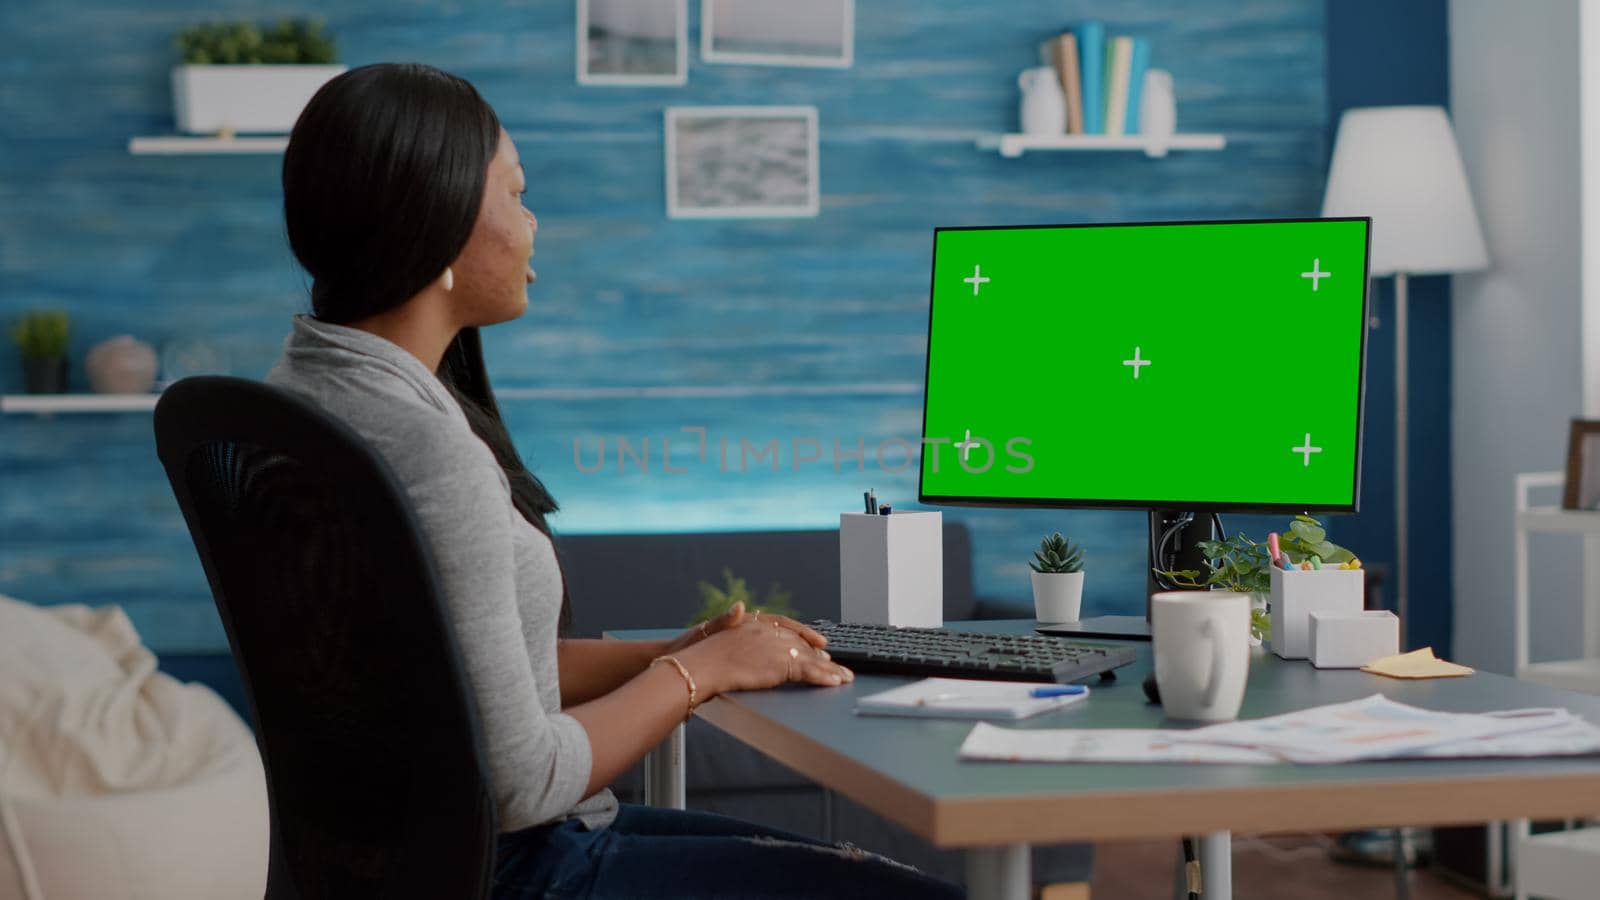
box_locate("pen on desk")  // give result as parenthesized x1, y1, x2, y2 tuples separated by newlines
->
(863, 490, 872, 514)
(914, 685, 1087, 705)
(1029, 685, 1088, 698)
(869, 489, 877, 515)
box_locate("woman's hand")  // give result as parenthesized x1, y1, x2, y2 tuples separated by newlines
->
(660, 603, 831, 656)
(660, 601, 748, 655)
(677, 613, 853, 697)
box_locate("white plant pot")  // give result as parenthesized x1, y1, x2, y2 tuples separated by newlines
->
(172, 64, 347, 135)
(1030, 570, 1084, 624)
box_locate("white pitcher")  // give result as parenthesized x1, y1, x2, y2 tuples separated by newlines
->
(1018, 66, 1066, 135)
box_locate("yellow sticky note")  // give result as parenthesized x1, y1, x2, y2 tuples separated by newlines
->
(1361, 647, 1474, 679)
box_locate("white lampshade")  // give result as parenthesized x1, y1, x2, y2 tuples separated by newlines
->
(1321, 105, 1489, 277)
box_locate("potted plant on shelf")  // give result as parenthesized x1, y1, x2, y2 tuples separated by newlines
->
(171, 18, 344, 135)
(1029, 533, 1085, 623)
(9, 311, 70, 394)
(1155, 516, 1356, 644)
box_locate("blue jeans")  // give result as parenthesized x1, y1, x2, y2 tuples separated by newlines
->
(492, 804, 966, 899)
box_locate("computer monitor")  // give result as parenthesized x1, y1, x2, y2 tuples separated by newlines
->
(918, 217, 1371, 630)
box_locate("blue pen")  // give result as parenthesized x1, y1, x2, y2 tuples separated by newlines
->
(1029, 685, 1088, 698)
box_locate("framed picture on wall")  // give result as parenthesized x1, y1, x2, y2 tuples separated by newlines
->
(665, 106, 820, 219)
(577, 0, 688, 86)
(700, 0, 854, 68)
(1563, 419, 1600, 510)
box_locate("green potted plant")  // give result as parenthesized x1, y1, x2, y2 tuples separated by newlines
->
(171, 18, 344, 135)
(9, 311, 70, 394)
(1155, 516, 1356, 644)
(688, 568, 797, 626)
(1029, 532, 1085, 623)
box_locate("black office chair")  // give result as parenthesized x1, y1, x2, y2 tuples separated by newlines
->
(154, 376, 497, 900)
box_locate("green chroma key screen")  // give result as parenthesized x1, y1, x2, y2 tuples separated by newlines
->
(919, 218, 1370, 512)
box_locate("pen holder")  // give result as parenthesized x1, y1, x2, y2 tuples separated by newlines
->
(1269, 566, 1363, 660)
(839, 511, 943, 627)
(1310, 610, 1400, 668)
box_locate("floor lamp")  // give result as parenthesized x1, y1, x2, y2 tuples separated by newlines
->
(1322, 106, 1489, 643)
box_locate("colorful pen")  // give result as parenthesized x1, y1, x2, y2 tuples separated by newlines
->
(1267, 532, 1281, 563)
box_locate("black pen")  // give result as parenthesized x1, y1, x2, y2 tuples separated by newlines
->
(863, 490, 872, 514)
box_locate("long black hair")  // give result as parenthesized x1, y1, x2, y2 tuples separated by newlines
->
(282, 63, 570, 626)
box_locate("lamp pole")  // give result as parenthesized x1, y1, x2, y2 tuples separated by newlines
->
(1393, 271, 1410, 648)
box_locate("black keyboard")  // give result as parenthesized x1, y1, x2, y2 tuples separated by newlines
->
(811, 620, 1137, 684)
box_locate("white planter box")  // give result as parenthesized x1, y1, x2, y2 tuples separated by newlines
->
(1269, 566, 1364, 659)
(1310, 610, 1399, 669)
(172, 64, 347, 135)
(839, 512, 942, 627)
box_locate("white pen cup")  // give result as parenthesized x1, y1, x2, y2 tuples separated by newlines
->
(1152, 591, 1252, 722)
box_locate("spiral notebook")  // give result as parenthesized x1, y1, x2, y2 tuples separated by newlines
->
(854, 677, 1090, 720)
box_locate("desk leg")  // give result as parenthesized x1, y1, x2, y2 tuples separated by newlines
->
(643, 722, 686, 810)
(965, 844, 1030, 900)
(1512, 817, 1530, 900)
(1200, 832, 1232, 899)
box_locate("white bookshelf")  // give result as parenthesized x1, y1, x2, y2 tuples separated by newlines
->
(1, 393, 160, 414)
(1513, 472, 1600, 694)
(128, 136, 288, 155)
(976, 132, 1226, 159)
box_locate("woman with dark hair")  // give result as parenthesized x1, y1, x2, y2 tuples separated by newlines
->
(266, 63, 963, 899)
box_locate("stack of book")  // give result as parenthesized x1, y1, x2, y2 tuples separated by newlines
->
(1040, 22, 1152, 136)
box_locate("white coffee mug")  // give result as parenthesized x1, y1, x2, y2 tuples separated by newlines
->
(1152, 591, 1251, 722)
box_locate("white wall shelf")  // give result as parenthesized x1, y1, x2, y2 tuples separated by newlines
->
(976, 132, 1226, 158)
(128, 136, 288, 155)
(1512, 472, 1600, 694)
(2, 393, 160, 414)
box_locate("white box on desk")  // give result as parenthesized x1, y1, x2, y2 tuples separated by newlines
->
(1310, 610, 1399, 669)
(839, 511, 942, 627)
(1270, 566, 1363, 659)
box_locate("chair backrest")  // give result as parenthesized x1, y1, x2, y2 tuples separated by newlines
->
(154, 376, 495, 900)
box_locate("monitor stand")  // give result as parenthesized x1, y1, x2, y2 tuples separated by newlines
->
(1033, 510, 1219, 643)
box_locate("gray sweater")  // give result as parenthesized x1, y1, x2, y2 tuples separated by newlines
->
(266, 315, 617, 832)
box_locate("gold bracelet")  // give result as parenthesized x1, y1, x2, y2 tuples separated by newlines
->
(652, 655, 698, 719)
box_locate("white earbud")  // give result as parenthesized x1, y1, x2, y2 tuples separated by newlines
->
(441, 267, 454, 292)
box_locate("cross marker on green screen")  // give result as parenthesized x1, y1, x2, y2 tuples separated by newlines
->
(1293, 433, 1323, 466)
(963, 265, 990, 296)
(956, 428, 978, 462)
(1301, 257, 1330, 290)
(1122, 346, 1151, 379)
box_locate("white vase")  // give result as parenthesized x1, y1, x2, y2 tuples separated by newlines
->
(172, 64, 347, 134)
(1018, 66, 1067, 136)
(85, 335, 158, 394)
(1138, 68, 1176, 139)
(1031, 570, 1084, 623)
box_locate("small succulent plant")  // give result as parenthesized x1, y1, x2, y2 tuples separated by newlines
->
(1029, 532, 1084, 574)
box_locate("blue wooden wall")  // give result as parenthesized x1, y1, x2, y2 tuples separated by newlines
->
(1, 0, 1333, 651)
